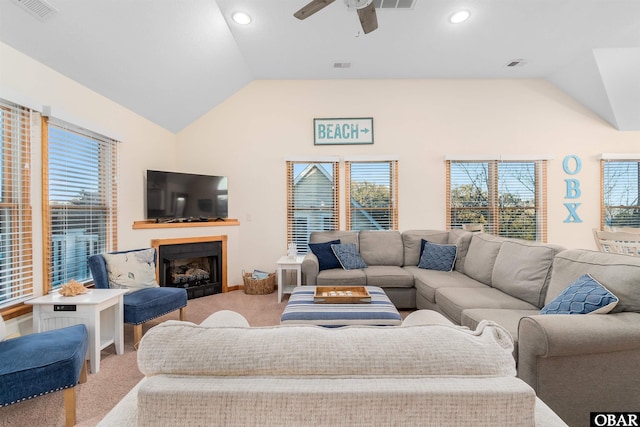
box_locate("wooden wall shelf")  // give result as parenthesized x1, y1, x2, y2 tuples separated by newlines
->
(132, 219, 240, 229)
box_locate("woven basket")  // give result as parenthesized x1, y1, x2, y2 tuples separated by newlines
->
(243, 271, 276, 295)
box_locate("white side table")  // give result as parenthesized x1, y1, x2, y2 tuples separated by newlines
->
(27, 288, 127, 374)
(276, 255, 305, 303)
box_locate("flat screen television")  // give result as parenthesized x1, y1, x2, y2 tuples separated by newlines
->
(146, 169, 228, 221)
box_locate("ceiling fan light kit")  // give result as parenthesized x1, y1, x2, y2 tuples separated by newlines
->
(450, 10, 471, 24)
(345, 0, 374, 9)
(295, 0, 378, 34)
(232, 12, 252, 25)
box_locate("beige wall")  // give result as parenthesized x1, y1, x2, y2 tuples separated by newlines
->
(178, 79, 640, 279)
(0, 42, 179, 304)
(4, 40, 640, 297)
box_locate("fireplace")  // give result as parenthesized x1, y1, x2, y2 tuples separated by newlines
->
(152, 236, 227, 299)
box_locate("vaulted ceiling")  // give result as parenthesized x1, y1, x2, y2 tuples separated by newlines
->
(1, 0, 639, 133)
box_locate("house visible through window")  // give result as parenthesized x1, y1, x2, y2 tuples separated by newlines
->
(446, 159, 547, 241)
(601, 157, 640, 228)
(286, 160, 339, 253)
(44, 118, 119, 292)
(345, 160, 398, 231)
(0, 99, 33, 308)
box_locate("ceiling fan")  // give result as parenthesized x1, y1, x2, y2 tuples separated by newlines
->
(294, 0, 378, 34)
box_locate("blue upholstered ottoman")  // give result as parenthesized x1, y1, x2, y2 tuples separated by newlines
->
(0, 324, 88, 426)
(280, 286, 402, 326)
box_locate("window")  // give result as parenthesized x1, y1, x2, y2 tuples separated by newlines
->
(601, 156, 640, 228)
(43, 118, 119, 292)
(286, 160, 339, 253)
(345, 160, 398, 230)
(446, 159, 547, 241)
(0, 99, 33, 308)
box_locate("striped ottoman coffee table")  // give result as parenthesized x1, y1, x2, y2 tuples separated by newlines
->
(280, 286, 402, 327)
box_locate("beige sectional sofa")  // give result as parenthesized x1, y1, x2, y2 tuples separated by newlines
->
(302, 229, 640, 426)
(99, 310, 567, 426)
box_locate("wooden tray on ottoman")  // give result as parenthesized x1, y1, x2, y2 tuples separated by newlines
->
(313, 286, 371, 304)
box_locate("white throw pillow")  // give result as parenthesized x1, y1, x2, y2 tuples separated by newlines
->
(0, 315, 6, 341)
(103, 248, 159, 293)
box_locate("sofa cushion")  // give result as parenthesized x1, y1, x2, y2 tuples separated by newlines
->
(464, 234, 503, 286)
(138, 320, 517, 377)
(331, 243, 367, 270)
(460, 308, 541, 360)
(447, 229, 473, 273)
(541, 273, 619, 315)
(461, 308, 541, 341)
(316, 268, 366, 286)
(309, 240, 341, 271)
(0, 316, 6, 342)
(402, 230, 450, 266)
(546, 249, 640, 313)
(123, 287, 187, 325)
(364, 265, 414, 288)
(418, 241, 457, 272)
(358, 230, 403, 266)
(436, 287, 539, 324)
(491, 240, 558, 308)
(310, 231, 358, 246)
(407, 266, 487, 304)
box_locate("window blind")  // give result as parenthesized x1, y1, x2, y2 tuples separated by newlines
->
(345, 160, 398, 231)
(0, 99, 33, 308)
(601, 159, 640, 228)
(446, 160, 547, 241)
(286, 161, 339, 254)
(44, 118, 119, 291)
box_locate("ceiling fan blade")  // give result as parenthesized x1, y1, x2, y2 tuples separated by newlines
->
(357, 2, 378, 34)
(294, 0, 336, 20)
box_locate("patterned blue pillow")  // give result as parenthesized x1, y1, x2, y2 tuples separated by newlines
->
(331, 243, 367, 270)
(541, 274, 619, 315)
(418, 240, 457, 272)
(308, 239, 341, 271)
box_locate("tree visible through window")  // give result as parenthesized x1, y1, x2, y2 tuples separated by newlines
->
(447, 160, 547, 241)
(44, 118, 118, 291)
(601, 159, 640, 228)
(345, 160, 398, 231)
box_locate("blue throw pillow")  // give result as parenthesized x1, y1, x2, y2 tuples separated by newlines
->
(418, 240, 457, 272)
(331, 243, 367, 270)
(541, 274, 619, 315)
(308, 239, 341, 271)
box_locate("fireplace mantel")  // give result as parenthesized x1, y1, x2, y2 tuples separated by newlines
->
(152, 235, 228, 293)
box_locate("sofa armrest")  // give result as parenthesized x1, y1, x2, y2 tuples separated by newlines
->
(301, 252, 319, 286)
(517, 312, 640, 427)
(518, 312, 640, 359)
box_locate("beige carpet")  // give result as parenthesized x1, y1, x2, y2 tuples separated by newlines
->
(0, 290, 291, 427)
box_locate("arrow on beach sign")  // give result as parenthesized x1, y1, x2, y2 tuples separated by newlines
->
(314, 118, 374, 145)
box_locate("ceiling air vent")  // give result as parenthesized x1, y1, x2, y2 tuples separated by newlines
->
(506, 59, 528, 68)
(373, 0, 416, 10)
(10, 0, 58, 21)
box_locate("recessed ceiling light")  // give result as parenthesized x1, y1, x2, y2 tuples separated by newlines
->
(232, 11, 252, 25)
(450, 10, 470, 24)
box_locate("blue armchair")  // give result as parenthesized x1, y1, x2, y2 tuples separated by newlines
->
(88, 248, 187, 347)
(0, 323, 88, 427)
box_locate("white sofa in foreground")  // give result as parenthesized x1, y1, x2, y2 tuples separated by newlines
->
(99, 310, 566, 426)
